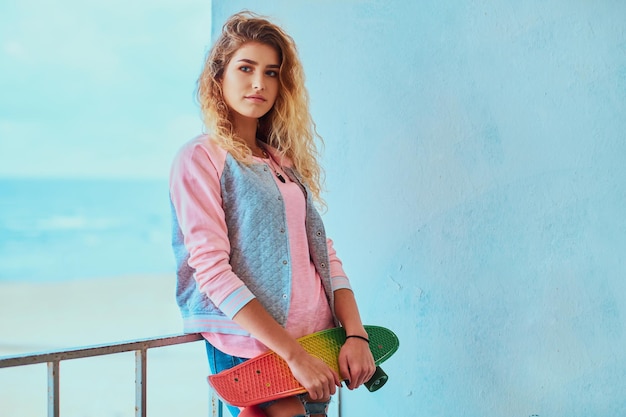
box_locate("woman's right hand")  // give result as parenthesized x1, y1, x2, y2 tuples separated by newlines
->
(286, 350, 341, 400)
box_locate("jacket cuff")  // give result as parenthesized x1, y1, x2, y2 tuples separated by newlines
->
(331, 275, 352, 292)
(218, 286, 256, 319)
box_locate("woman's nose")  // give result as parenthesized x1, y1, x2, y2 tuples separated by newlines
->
(252, 75, 265, 91)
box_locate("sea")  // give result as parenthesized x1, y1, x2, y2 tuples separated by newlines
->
(0, 178, 176, 282)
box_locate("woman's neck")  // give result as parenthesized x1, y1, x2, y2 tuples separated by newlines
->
(232, 115, 258, 148)
(232, 118, 268, 158)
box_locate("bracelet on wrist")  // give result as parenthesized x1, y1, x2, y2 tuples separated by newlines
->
(345, 334, 370, 344)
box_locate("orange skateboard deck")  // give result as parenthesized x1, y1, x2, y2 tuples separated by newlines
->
(208, 325, 399, 407)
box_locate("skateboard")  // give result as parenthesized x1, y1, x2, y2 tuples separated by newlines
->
(208, 325, 399, 408)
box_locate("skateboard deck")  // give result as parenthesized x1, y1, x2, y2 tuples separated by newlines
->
(208, 325, 399, 407)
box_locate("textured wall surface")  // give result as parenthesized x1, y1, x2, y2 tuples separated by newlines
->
(212, 1, 626, 415)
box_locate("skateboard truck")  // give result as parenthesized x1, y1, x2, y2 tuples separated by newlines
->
(364, 366, 388, 392)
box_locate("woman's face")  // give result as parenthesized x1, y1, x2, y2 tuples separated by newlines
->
(221, 42, 280, 124)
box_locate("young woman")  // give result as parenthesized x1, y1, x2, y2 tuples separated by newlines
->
(169, 11, 375, 417)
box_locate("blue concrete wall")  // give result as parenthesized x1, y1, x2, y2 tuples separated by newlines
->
(212, 1, 626, 415)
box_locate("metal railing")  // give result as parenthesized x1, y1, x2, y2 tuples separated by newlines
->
(0, 333, 223, 417)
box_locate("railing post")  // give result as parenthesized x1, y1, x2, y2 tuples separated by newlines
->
(210, 391, 223, 417)
(135, 348, 147, 417)
(47, 360, 60, 417)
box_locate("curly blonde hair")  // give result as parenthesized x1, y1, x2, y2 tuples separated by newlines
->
(197, 11, 325, 204)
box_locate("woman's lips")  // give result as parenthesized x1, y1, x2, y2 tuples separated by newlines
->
(245, 95, 266, 103)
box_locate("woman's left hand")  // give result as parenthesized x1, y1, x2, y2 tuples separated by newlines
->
(337, 336, 376, 390)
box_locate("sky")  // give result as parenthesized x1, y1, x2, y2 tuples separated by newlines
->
(0, 0, 212, 179)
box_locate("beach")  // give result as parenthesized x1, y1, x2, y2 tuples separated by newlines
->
(0, 275, 211, 417)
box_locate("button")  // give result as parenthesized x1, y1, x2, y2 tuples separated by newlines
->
(282, 294, 288, 299)
(282, 260, 288, 265)
(316, 231, 322, 237)
(280, 228, 285, 233)
(321, 262, 326, 268)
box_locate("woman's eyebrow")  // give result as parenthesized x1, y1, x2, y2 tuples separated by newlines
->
(237, 58, 280, 68)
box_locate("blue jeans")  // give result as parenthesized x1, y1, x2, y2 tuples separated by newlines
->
(205, 341, 277, 417)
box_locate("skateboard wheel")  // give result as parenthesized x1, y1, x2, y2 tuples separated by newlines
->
(364, 366, 388, 392)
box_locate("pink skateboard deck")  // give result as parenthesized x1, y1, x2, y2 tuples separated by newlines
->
(208, 325, 399, 407)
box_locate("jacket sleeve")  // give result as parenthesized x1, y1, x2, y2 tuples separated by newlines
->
(169, 140, 255, 318)
(327, 238, 353, 292)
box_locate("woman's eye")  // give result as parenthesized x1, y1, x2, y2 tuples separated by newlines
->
(239, 66, 252, 73)
(266, 70, 278, 77)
